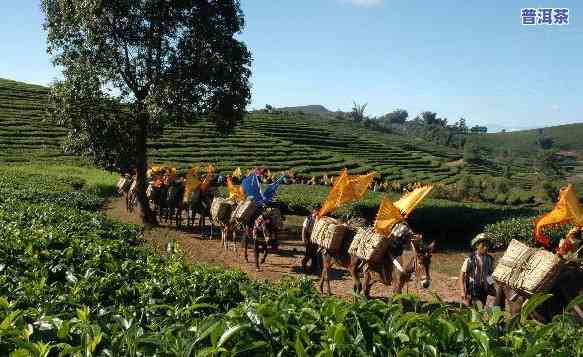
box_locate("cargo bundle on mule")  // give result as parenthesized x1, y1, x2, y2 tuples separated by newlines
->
(493, 184, 583, 321)
(303, 168, 435, 297)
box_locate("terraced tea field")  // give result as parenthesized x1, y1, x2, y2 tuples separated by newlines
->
(0, 78, 74, 163)
(0, 78, 468, 184)
(4, 77, 575, 189)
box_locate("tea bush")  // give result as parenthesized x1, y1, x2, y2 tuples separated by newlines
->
(1, 164, 583, 355)
(484, 215, 573, 248)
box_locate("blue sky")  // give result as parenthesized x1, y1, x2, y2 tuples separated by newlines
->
(1, 1, 582, 130)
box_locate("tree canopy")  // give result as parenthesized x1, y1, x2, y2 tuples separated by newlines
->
(43, 0, 252, 224)
(379, 109, 408, 125)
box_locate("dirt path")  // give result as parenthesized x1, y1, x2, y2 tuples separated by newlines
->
(106, 198, 466, 303)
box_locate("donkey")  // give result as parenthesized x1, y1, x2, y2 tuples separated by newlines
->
(318, 226, 362, 295)
(192, 191, 214, 235)
(147, 183, 167, 220)
(179, 186, 213, 232)
(318, 221, 434, 298)
(126, 177, 138, 213)
(494, 268, 583, 323)
(302, 215, 366, 275)
(164, 181, 184, 227)
(301, 213, 320, 274)
(359, 238, 435, 298)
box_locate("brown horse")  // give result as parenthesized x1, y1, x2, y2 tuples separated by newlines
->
(183, 189, 214, 234)
(301, 213, 320, 274)
(318, 235, 361, 295)
(302, 216, 366, 275)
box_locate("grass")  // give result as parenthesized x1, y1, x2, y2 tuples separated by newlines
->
(3, 163, 118, 189)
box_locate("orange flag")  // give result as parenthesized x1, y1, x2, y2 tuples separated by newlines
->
(199, 164, 216, 191)
(227, 176, 246, 202)
(374, 196, 405, 235)
(317, 169, 376, 217)
(534, 184, 583, 249)
(394, 185, 433, 218)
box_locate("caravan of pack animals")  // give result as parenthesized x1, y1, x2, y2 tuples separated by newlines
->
(116, 162, 583, 322)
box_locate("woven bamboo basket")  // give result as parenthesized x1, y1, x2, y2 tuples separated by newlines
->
(211, 197, 236, 226)
(309, 217, 347, 252)
(493, 239, 563, 295)
(348, 227, 391, 263)
(230, 197, 256, 224)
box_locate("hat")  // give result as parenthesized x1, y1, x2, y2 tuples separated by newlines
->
(471, 233, 490, 247)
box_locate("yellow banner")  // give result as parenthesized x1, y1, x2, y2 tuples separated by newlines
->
(227, 176, 246, 201)
(317, 169, 376, 217)
(233, 167, 242, 179)
(374, 196, 404, 235)
(394, 185, 433, 217)
(535, 184, 583, 248)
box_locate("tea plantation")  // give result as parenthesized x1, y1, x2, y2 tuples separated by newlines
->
(0, 78, 464, 184)
(1, 164, 583, 355)
(3, 77, 582, 195)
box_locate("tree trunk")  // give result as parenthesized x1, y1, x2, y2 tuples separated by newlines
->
(135, 106, 158, 227)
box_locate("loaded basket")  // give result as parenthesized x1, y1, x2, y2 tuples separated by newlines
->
(230, 197, 257, 226)
(493, 239, 565, 296)
(348, 226, 392, 263)
(309, 217, 347, 252)
(211, 197, 237, 227)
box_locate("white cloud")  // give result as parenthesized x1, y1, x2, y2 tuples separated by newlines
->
(343, 0, 383, 7)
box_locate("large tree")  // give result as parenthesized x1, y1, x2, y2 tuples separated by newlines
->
(379, 109, 408, 125)
(42, 0, 252, 226)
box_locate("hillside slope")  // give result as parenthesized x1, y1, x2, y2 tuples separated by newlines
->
(475, 124, 583, 186)
(0, 78, 468, 184)
(0, 78, 73, 163)
(477, 124, 583, 157)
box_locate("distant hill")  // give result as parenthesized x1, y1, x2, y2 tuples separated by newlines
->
(477, 123, 583, 157)
(276, 104, 332, 115)
(473, 123, 583, 190)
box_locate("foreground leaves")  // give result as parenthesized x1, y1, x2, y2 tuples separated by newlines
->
(1, 166, 583, 356)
